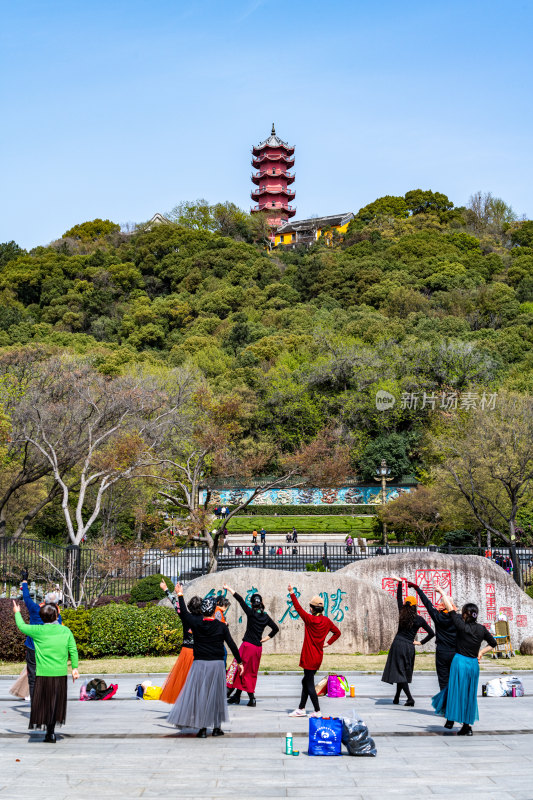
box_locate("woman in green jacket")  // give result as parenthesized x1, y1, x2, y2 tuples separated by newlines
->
(13, 600, 79, 743)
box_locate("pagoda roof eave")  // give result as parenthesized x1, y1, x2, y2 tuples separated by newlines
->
(253, 143, 295, 156)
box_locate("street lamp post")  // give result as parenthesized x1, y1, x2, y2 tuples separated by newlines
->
(374, 459, 393, 549)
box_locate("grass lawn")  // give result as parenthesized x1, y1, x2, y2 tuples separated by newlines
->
(224, 515, 376, 535)
(2, 652, 531, 676)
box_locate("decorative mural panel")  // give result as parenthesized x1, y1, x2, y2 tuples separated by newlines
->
(200, 486, 412, 506)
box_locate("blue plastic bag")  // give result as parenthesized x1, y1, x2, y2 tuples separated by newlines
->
(308, 716, 343, 756)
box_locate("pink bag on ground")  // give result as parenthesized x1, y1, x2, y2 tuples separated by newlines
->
(327, 674, 346, 698)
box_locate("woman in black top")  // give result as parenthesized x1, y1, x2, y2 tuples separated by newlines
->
(166, 581, 243, 739)
(381, 578, 435, 706)
(160, 589, 202, 705)
(223, 583, 279, 707)
(432, 585, 497, 736)
(407, 580, 457, 690)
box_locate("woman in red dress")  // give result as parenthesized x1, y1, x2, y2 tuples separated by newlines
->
(287, 583, 341, 717)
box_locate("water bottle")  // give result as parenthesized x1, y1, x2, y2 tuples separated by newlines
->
(285, 732, 293, 755)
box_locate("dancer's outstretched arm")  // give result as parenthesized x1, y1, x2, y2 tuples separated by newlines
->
(287, 584, 312, 623)
(160, 580, 179, 612)
(408, 582, 438, 624)
(434, 584, 453, 612)
(223, 584, 251, 617)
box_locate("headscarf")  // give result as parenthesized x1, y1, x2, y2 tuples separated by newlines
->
(201, 597, 217, 616)
(404, 596, 417, 607)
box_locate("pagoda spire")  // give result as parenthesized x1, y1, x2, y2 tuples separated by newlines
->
(271, 123, 276, 135)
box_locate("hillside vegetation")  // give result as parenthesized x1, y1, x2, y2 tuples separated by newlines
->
(1, 190, 533, 546)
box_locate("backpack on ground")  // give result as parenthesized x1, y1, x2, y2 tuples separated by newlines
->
(84, 678, 118, 700)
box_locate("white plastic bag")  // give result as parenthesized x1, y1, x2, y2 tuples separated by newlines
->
(486, 677, 524, 697)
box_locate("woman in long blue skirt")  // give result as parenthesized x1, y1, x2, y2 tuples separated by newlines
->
(431, 586, 497, 736)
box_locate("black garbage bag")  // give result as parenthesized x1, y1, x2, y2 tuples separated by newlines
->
(342, 716, 377, 756)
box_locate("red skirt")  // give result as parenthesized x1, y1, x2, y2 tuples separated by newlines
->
(232, 642, 262, 693)
(160, 647, 194, 705)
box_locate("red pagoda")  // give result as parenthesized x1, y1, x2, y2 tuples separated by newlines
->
(251, 124, 295, 233)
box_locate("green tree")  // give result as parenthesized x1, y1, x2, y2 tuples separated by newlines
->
(0, 241, 24, 267)
(358, 433, 412, 481)
(429, 391, 533, 588)
(404, 189, 454, 215)
(350, 195, 408, 230)
(63, 219, 120, 241)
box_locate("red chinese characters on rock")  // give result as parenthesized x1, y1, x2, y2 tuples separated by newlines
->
(485, 583, 496, 621)
(381, 571, 452, 625)
(516, 615, 527, 628)
(499, 606, 513, 621)
(414, 569, 452, 624)
(381, 577, 410, 601)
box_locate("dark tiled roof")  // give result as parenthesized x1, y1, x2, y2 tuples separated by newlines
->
(277, 212, 353, 234)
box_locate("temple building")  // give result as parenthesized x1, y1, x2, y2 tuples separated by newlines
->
(274, 212, 354, 248)
(251, 124, 295, 235)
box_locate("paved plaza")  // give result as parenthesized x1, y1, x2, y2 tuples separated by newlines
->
(1, 671, 532, 799)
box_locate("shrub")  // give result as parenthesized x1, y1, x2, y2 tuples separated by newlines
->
(61, 607, 93, 658)
(92, 593, 132, 607)
(129, 574, 174, 604)
(0, 599, 30, 661)
(89, 603, 182, 657)
(306, 561, 327, 572)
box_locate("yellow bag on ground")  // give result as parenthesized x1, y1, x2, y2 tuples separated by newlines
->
(143, 686, 163, 700)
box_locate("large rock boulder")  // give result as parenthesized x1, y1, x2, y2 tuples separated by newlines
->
(184, 567, 397, 655)
(519, 637, 533, 655)
(338, 552, 533, 650)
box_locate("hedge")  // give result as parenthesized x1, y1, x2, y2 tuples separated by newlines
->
(0, 600, 183, 662)
(62, 603, 183, 659)
(0, 599, 30, 662)
(230, 505, 376, 516)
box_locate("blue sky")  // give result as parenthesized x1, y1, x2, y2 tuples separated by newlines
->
(1, 0, 532, 249)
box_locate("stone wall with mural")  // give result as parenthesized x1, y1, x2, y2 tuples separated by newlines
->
(339, 552, 533, 651)
(183, 567, 397, 655)
(200, 486, 412, 506)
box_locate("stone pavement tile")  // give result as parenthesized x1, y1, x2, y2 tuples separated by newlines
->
(289, 793, 365, 800)
(429, 785, 500, 795)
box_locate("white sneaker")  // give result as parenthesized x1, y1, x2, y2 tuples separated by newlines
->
(308, 711, 322, 718)
(288, 708, 307, 717)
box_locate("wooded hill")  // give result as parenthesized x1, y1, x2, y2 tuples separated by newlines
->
(1, 189, 533, 549)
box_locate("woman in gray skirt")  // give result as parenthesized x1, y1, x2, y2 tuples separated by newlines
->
(166, 581, 243, 738)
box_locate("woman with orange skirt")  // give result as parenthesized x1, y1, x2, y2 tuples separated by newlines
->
(160, 585, 202, 705)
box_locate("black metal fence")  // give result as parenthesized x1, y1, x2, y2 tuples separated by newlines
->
(1, 537, 532, 606)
